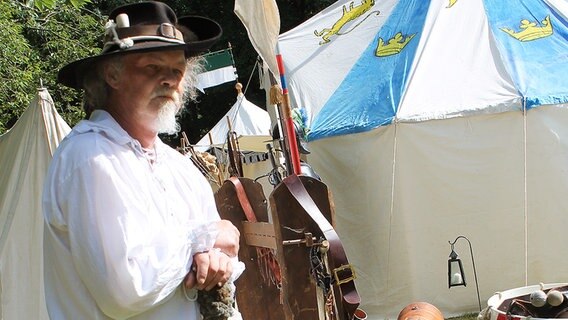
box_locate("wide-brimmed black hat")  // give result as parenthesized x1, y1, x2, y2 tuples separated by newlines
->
(58, 1, 222, 89)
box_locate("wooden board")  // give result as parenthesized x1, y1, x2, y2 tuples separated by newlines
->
(215, 178, 285, 320)
(269, 175, 339, 319)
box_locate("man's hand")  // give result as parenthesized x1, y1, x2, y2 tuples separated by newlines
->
(185, 220, 240, 290)
(184, 249, 233, 291)
(212, 220, 240, 257)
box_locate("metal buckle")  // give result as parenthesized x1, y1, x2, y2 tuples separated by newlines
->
(158, 23, 177, 39)
(333, 264, 356, 285)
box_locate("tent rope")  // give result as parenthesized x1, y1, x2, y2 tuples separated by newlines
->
(523, 97, 528, 286)
(241, 58, 258, 97)
(386, 118, 399, 303)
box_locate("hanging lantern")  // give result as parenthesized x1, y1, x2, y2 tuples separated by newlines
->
(448, 247, 466, 288)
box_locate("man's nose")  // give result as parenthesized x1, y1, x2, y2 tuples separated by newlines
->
(161, 69, 183, 87)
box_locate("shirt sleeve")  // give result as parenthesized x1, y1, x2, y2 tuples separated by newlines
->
(54, 149, 218, 319)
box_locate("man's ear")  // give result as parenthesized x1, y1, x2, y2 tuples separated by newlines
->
(104, 63, 121, 89)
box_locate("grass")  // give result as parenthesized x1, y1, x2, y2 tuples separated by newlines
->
(447, 313, 479, 320)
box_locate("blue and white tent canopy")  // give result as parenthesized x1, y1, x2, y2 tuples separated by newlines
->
(272, 0, 568, 318)
(278, 0, 568, 141)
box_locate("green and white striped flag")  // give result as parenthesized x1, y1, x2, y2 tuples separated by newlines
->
(196, 47, 238, 92)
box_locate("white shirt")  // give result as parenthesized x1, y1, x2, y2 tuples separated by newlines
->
(43, 110, 223, 319)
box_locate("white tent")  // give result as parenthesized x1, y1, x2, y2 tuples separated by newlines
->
(195, 91, 272, 153)
(0, 88, 70, 319)
(195, 91, 276, 193)
(270, 0, 568, 318)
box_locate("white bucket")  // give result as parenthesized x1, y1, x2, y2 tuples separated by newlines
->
(487, 283, 568, 320)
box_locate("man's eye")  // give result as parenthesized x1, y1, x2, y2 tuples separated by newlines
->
(147, 65, 159, 72)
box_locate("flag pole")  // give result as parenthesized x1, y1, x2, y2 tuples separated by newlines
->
(275, 43, 302, 176)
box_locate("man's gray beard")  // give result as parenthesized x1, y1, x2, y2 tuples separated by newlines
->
(155, 100, 181, 135)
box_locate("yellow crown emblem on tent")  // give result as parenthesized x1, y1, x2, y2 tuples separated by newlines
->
(500, 15, 553, 41)
(375, 32, 415, 57)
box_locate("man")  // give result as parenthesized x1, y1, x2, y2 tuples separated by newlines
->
(43, 2, 241, 319)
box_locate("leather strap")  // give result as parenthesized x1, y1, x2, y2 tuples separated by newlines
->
(242, 221, 277, 250)
(227, 177, 282, 284)
(228, 177, 258, 222)
(283, 174, 361, 320)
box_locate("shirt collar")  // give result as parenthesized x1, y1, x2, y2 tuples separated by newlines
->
(70, 110, 167, 156)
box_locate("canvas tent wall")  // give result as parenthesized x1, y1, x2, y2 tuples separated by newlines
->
(271, 0, 568, 318)
(0, 88, 70, 319)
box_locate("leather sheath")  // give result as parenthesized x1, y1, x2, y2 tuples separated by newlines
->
(283, 174, 361, 319)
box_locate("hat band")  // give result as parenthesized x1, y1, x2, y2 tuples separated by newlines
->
(102, 23, 186, 53)
(102, 35, 186, 52)
(116, 23, 183, 41)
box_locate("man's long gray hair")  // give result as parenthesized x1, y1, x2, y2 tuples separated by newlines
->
(81, 54, 205, 117)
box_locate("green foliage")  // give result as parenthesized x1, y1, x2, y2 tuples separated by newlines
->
(27, 0, 92, 10)
(24, 3, 104, 125)
(68, 0, 92, 8)
(1, 0, 334, 139)
(0, 1, 104, 134)
(0, 2, 41, 132)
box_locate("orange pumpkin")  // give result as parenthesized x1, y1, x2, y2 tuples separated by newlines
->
(397, 302, 444, 320)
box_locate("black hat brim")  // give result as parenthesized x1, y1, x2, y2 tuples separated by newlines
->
(58, 15, 222, 89)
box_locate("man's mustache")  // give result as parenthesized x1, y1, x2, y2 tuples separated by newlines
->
(153, 89, 182, 105)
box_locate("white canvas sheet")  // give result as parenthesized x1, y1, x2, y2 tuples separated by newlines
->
(0, 88, 70, 320)
(308, 106, 568, 318)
